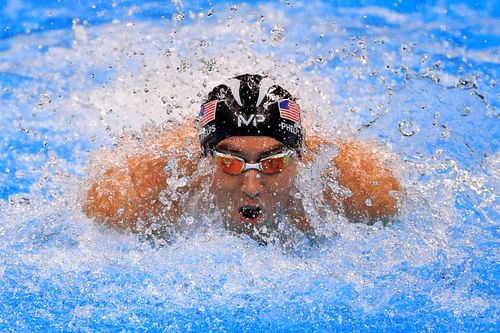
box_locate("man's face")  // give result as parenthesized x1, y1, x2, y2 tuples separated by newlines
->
(209, 136, 298, 240)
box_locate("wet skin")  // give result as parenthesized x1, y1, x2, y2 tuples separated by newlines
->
(83, 125, 401, 239)
(210, 136, 299, 239)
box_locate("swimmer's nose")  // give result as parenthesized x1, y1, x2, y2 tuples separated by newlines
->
(242, 170, 262, 199)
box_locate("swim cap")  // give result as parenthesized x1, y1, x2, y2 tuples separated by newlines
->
(198, 74, 304, 156)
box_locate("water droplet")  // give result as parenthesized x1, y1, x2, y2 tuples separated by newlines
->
(399, 119, 419, 137)
(364, 198, 373, 207)
(441, 125, 451, 139)
(199, 39, 209, 48)
(185, 216, 194, 225)
(461, 106, 471, 116)
(177, 60, 191, 72)
(315, 56, 325, 64)
(207, 8, 214, 16)
(388, 190, 399, 198)
(432, 61, 443, 69)
(270, 24, 285, 45)
(158, 190, 172, 209)
(230, 5, 238, 11)
(174, 13, 185, 21)
(457, 78, 475, 89)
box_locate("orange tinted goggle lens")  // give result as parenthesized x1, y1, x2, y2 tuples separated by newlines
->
(215, 156, 245, 175)
(261, 156, 287, 174)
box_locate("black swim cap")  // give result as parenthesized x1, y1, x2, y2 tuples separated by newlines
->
(198, 74, 304, 156)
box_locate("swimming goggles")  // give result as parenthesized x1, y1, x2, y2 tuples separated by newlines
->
(212, 149, 295, 175)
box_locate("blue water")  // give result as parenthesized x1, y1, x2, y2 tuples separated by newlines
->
(1, 0, 498, 331)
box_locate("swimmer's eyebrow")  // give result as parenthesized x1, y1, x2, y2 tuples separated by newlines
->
(257, 144, 287, 159)
(215, 143, 285, 160)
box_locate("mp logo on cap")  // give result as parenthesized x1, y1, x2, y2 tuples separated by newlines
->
(237, 114, 265, 127)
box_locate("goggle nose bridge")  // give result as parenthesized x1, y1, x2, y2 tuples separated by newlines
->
(241, 162, 262, 173)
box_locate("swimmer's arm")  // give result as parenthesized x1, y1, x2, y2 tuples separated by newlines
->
(83, 127, 200, 232)
(306, 136, 402, 221)
(83, 153, 175, 232)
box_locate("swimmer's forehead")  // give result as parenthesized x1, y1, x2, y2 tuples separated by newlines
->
(215, 136, 286, 159)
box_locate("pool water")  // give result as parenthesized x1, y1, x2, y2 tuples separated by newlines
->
(0, 0, 498, 331)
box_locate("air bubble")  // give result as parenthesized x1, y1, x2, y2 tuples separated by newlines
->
(364, 198, 373, 207)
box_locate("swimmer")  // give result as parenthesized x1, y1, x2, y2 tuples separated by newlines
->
(83, 74, 401, 242)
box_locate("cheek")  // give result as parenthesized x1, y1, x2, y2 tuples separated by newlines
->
(264, 168, 297, 198)
(210, 171, 240, 200)
(266, 181, 292, 201)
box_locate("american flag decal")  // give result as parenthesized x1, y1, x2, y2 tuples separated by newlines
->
(278, 99, 300, 123)
(199, 100, 217, 126)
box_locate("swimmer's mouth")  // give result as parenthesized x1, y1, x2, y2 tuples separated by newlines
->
(239, 206, 263, 224)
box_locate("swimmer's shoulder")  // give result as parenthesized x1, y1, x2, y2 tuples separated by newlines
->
(303, 133, 402, 221)
(83, 120, 203, 232)
(302, 134, 340, 162)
